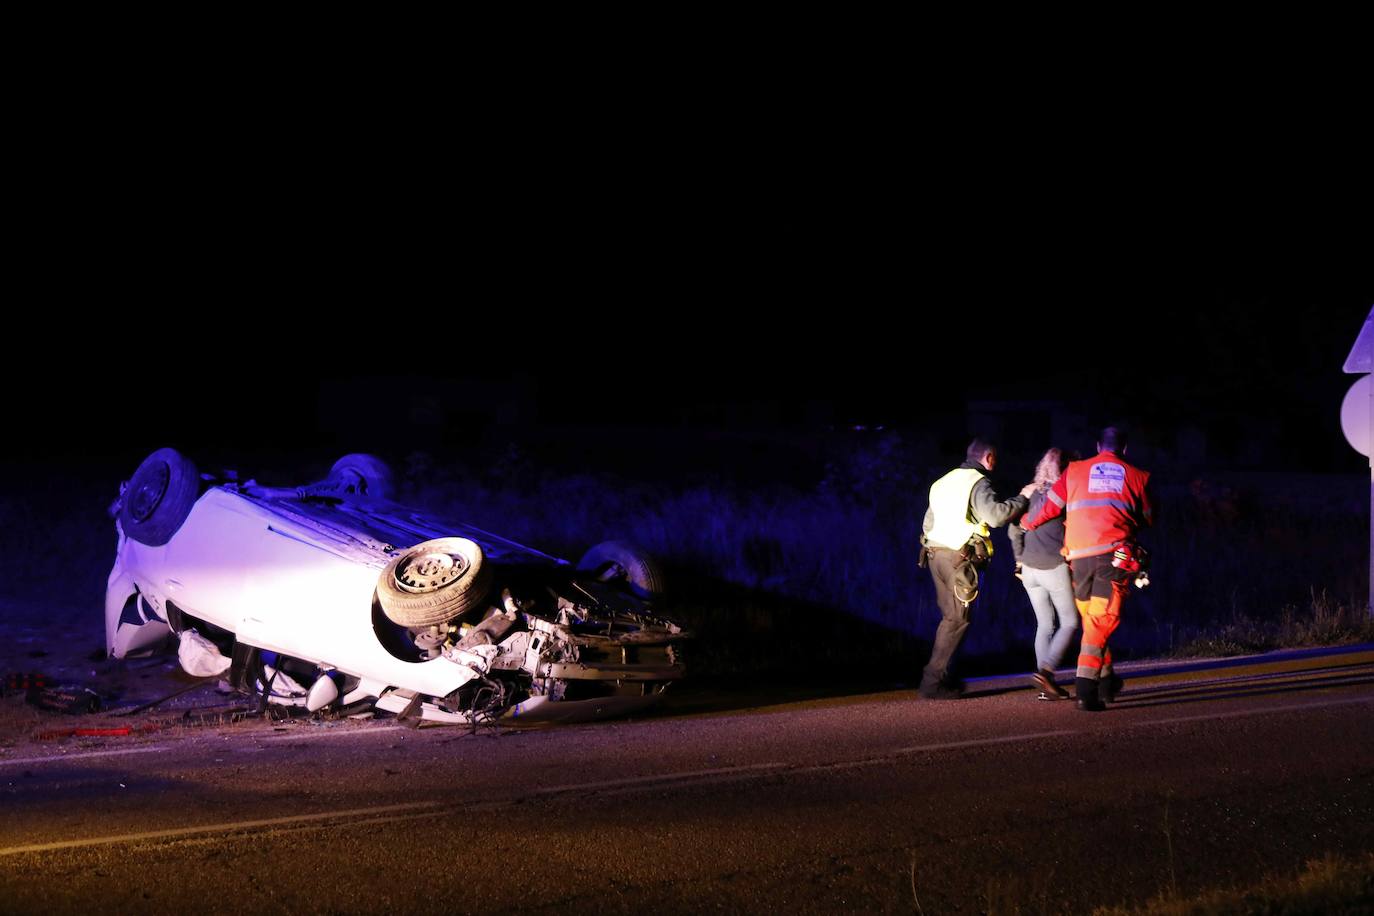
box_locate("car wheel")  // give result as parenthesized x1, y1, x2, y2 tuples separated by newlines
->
(120, 447, 200, 546)
(328, 453, 394, 500)
(577, 541, 664, 598)
(377, 537, 493, 627)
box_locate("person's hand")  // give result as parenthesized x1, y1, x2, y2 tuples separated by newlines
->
(1019, 483, 1036, 498)
(1014, 563, 1024, 581)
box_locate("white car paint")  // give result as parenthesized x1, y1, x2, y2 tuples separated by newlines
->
(106, 464, 684, 724)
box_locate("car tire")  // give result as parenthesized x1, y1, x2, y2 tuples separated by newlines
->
(577, 541, 665, 598)
(120, 447, 200, 547)
(377, 537, 493, 627)
(327, 453, 394, 500)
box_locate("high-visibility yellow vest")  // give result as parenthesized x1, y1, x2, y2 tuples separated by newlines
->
(925, 467, 989, 550)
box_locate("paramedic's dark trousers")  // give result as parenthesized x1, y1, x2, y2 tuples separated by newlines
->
(922, 547, 972, 691)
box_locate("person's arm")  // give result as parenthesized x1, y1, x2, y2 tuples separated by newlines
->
(969, 477, 1028, 529)
(1137, 472, 1154, 530)
(1008, 514, 1026, 563)
(1009, 488, 1042, 563)
(1022, 475, 1067, 531)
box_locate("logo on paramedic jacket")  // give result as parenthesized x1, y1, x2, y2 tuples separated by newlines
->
(1088, 462, 1125, 494)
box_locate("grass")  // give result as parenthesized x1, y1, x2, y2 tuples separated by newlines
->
(7, 434, 1372, 678)
(1170, 588, 1374, 658)
(1092, 852, 1374, 915)
(905, 793, 1373, 916)
(399, 438, 1372, 674)
(963, 784, 1374, 915)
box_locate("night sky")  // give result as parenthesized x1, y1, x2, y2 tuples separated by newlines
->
(7, 171, 1370, 479)
(12, 281, 1369, 474)
(10, 54, 1369, 480)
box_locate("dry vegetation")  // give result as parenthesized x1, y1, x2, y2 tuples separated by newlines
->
(5, 434, 1370, 681)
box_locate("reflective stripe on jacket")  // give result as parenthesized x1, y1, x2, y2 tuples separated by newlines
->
(1023, 451, 1151, 560)
(925, 467, 989, 550)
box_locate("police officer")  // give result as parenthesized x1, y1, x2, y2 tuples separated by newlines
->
(919, 438, 1030, 699)
(1021, 427, 1152, 711)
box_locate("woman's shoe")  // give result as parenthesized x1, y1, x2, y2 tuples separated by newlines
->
(1032, 670, 1070, 700)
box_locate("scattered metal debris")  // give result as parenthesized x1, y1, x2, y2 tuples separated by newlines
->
(113, 678, 218, 717)
(2, 672, 48, 698)
(25, 684, 103, 714)
(34, 724, 163, 741)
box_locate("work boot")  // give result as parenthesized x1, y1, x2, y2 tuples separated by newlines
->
(1075, 677, 1105, 712)
(1032, 669, 1070, 700)
(919, 677, 965, 700)
(1101, 673, 1125, 703)
(919, 684, 963, 700)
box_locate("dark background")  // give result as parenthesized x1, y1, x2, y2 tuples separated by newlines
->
(8, 258, 1370, 481)
(4, 110, 1372, 667)
(8, 52, 1372, 479)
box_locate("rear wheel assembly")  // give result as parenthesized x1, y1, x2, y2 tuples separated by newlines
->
(120, 447, 200, 546)
(577, 540, 665, 598)
(326, 453, 394, 500)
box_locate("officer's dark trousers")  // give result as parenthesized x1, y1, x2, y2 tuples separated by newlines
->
(921, 547, 973, 690)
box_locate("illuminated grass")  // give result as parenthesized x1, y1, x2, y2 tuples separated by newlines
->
(9, 438, 1370, 679)
(1092, 853, 1374, 915)
(1171, 589, 1374, 658)
(408, 448, 1372, 673)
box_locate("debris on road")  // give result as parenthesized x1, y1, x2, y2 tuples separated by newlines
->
(24, 683, 102, 714)
(33, 724, 162, 741)
(112, 678, 219, 717)
(2, 672, 48, 698)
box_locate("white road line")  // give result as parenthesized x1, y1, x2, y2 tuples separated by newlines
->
(1123, 674, 1374, 704)
(535, 762, 786, 795)
(6, 694, 1373, 856)
(259, 725, 406, 742)
(0, 801, 446, 857)
(584, 704, 1372, 796)
(0, 746, 168, 768)
(594, 769, 791, 798)
(896, 730, 1074, 755)
(564, 710, 1361, 798)
(0, 724, 409, 768)
(1130, 692, 1374, 727)
(147, 809, 453, 850)
(542, 732, 1078, 798)
(1126, 666, 1374, 694)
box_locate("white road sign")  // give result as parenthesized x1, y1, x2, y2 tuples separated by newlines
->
(1341, 374, 1373, 456)
(1345, 308, 1374, 374)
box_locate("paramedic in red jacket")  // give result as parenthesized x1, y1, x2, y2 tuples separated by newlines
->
(1020, 427, 1152, 711)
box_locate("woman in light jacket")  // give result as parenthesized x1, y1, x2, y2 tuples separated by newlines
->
(1009, 448, 1077, 699)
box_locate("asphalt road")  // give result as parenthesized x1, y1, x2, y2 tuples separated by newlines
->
(2, 647, 1373, 915)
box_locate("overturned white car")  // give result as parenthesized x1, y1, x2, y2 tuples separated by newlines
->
(105, 448, 685, 725)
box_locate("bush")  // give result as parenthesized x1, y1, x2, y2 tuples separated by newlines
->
(23, 439, 1374, 679)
